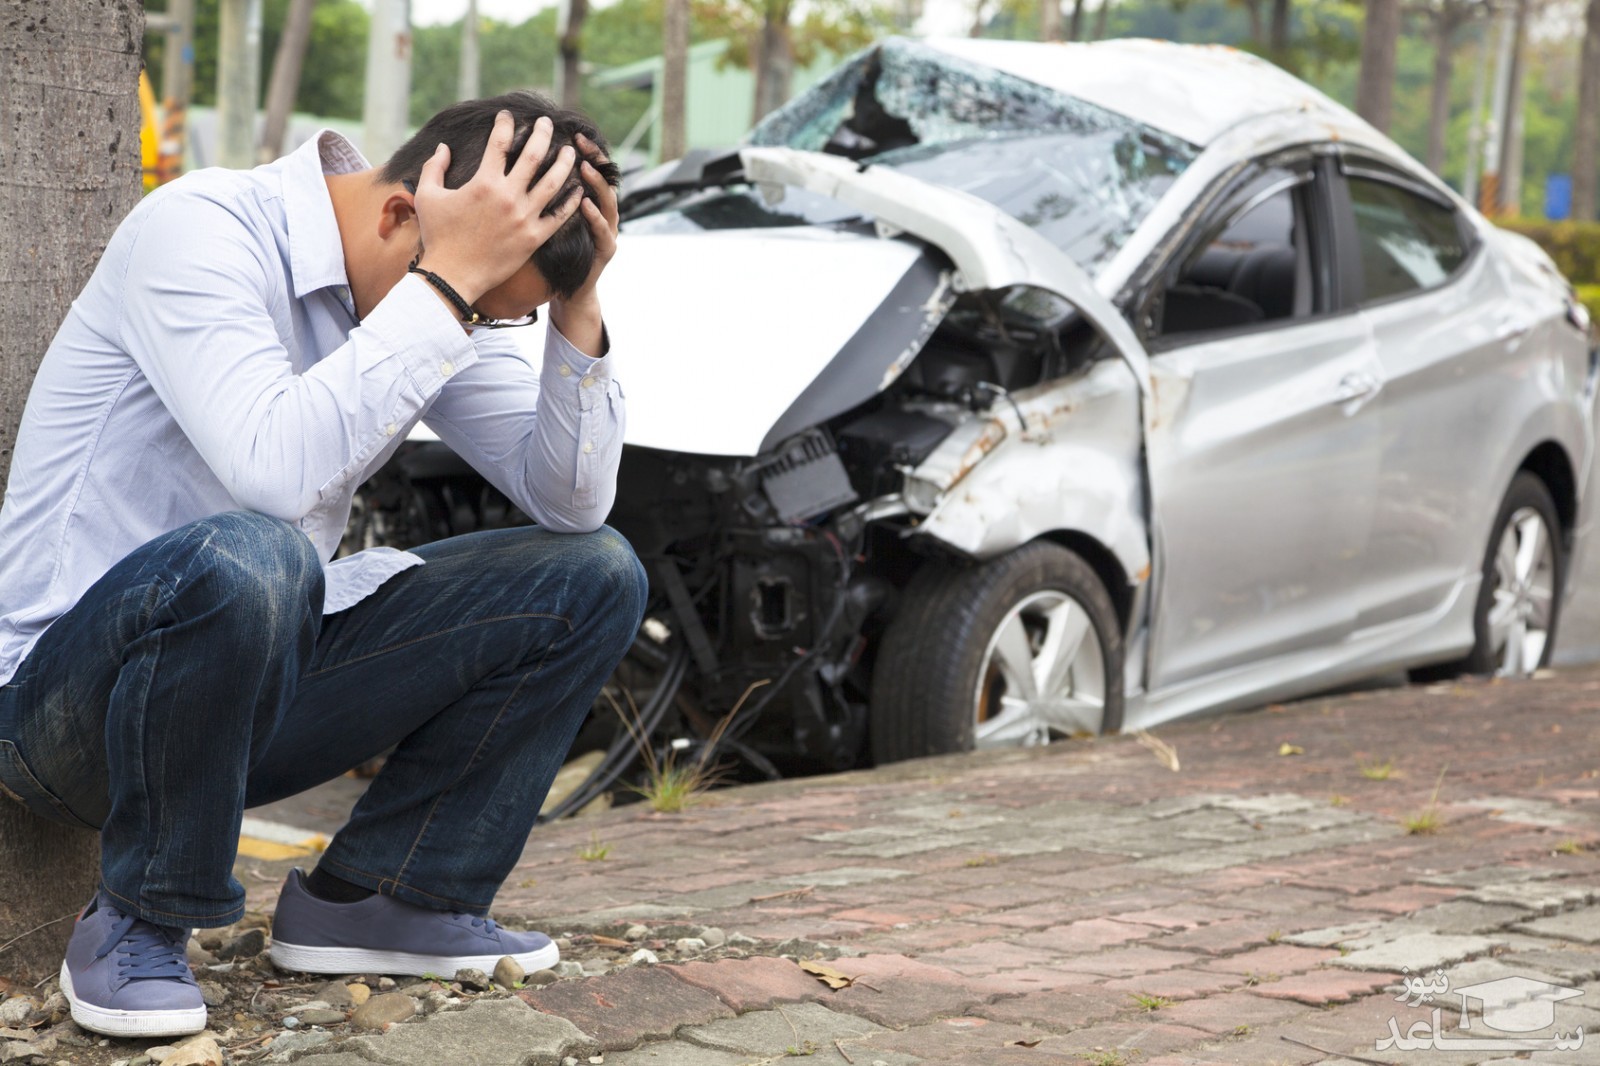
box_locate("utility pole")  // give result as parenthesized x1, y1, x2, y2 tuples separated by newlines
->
(458, 0, 481, 101)
(1462, 8, 1494, 205)
(217, 0, 262, 169)
(364, 0, 413, 165)
(1480, 0, 1516, 214)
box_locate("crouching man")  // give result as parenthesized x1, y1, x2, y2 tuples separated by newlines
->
(0, 93, 645, 1038)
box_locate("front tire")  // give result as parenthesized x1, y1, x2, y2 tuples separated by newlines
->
(870, 541, 1124, 763)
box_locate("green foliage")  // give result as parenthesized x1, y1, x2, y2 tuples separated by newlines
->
(1501, 220, 1600, 284)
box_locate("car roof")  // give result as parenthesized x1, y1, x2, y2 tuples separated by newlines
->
(919, 36, 1368, 150)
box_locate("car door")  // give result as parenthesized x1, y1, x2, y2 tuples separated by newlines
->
(1328, 156, 1508, 629)
(1143, 153, 1384, 690)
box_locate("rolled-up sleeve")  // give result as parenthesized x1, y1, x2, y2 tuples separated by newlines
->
(423, 322, 626, 533)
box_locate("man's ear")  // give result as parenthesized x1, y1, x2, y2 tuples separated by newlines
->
(377, 189, 417, 243)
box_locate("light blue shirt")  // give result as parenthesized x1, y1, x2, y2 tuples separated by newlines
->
(0, 131, 625, 687)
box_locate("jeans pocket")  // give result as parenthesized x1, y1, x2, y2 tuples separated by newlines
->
(0, 739, 99, 831)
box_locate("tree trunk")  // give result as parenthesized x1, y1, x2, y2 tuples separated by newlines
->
(1575, 0, 1600, 220)
(259, 0, 315, 162)
(1356, 0, 1402, 132)
(1041, 0, 1061, 41)
(660, 0, 689, 161)
(557, 0, 587, 109)
(457, 0, 480, 100)
(1269, 0, 1290, 61)
(1067, 0, 1087, 39)
(751, 0, 794, 122)
(1426, 3, 1463, 176)
(0, 0, 142, 983)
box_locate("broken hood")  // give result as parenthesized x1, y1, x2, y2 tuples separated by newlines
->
(590, 223, 949, 458)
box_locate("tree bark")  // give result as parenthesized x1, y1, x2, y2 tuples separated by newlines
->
(1067, 0, 1087, 39)
(0, 0, 142, 983)
(659, 0, 689, 161)
(751, 0, 794, 122)
(1041, 0, 1062, 41)
(1426, 2, 1463, 176)
(1356, 0, 1402, 132)
(557, 0, 587, 109)
(1575, 0, 1600, 220)
(259, 0, 315, 162)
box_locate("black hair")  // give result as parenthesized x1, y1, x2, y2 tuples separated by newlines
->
(379, 91, 621, 300)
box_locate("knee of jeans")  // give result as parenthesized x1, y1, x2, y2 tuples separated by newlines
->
(579, 525, 648, 632)
(188, 511, 324, 620)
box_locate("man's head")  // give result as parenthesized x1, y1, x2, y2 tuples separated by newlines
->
(379, 92, 621, 301)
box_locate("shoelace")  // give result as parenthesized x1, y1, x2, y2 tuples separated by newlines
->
(94, 911, 192, 981)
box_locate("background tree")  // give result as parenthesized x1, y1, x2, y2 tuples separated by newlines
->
(1357, 0, 1401, 130)
(0, 0, 143, 982)
(260, 0, 317, 160)
(1576, 0, 1600, 218)
(661, 0, 691, 159)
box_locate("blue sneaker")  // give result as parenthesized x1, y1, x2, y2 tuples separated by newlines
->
(59, 894, 206, 1038)
(268, 868, 560, 976)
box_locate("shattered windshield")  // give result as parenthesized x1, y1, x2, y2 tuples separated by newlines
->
(630, 38, 1196, 272)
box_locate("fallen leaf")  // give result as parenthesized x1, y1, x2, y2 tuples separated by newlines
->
(798, 961, 855, 990)
(1278, 743, 1305, 756)
(1134, 729, 1180, 772)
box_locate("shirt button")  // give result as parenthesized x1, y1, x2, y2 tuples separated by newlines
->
(558, 364, 573, 377)
(440, 361, 455, 376)
(582, 441, 595, 454)
(580, 375, 595, 388)
(385, 423, 397, 437)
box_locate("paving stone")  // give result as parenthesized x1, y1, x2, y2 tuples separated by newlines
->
(1155, 990, 1312, 1035)
(677, 1001, 884, 1057)
(600, 1043, 754, 1066)
(338, 998, 590, 1066)
(821, 953, 990, 1027)
(1514, 906, 1600, 943)
(664, 957, 826, 1012)
(1332, 933, 1504, 971)
(1249, 969, 1398, 1005)
(1050, 945, 1198, 978)
(1029, 918, 1162, 954)
(1464, 880, 1598, 913)
(1199, 944, 1335, 977)
(519, 966, 734, 1050)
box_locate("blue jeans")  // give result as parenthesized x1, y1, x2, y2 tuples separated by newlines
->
(0, 511, 646, 928)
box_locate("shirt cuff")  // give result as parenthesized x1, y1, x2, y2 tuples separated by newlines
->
(545, 320, 615, 395)
(361, 273, 480, 396)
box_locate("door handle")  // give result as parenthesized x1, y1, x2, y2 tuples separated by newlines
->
(1332, 371, 1382, 406)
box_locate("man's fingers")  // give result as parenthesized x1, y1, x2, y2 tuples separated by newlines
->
(418, 142, 450, 192)
(483, 110, 516, 173)
(529, 145, 577, 214)
(581, 161, 620, 232)
(510, 115, 554, 187)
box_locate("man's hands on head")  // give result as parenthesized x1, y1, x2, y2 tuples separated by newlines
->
(412, 112, 580, 307)
(548, 132, 620, 359)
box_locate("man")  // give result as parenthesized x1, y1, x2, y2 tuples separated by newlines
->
(0, 93, 646, 1038)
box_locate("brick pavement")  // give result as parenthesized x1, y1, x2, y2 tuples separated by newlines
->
(228, 669, 1600, 1065)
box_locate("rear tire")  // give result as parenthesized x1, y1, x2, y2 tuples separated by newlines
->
(870, 541, 1124, 763)
(1413, 471, 1563, 681)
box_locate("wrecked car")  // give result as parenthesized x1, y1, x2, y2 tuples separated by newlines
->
(349, 36, 1599, 815)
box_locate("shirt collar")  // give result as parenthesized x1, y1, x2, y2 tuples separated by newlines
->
(282, 129, 371, 301)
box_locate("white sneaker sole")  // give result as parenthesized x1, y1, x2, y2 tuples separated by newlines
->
(59, 962, 207, 1038)
(268, 939, 559, 978)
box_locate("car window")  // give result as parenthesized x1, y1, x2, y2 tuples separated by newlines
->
(1155, 175, 1314, 340)
(1348, 176, 1468, 303)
